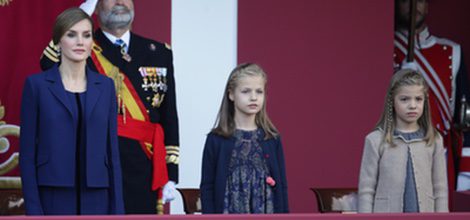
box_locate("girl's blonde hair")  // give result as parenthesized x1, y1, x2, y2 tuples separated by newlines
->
(212, 63, 279, 139)
(376, 69, 437, 145)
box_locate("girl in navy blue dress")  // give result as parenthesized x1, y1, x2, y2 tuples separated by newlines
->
(200, 63, 289, 214)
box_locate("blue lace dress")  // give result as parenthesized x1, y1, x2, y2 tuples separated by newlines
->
(223, 129, 274, 213)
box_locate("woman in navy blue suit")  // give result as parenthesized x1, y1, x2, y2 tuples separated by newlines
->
(19, 8, 124, 215)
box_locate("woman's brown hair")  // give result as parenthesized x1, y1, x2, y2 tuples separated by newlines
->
(52, 7, 94, 45)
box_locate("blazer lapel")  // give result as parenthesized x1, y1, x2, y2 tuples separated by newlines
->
(46, 66, 74, 118)
(86, 67, 102, 122)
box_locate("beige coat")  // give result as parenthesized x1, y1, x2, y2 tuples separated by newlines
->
(358, 129, 448, 213)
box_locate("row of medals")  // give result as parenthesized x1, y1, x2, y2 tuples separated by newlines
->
(119, 46, 168, 109)
(140, 67, 168, 108)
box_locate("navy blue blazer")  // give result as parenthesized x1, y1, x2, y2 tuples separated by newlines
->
(200, 131, 289, 213)
(19, 65, 124, 214)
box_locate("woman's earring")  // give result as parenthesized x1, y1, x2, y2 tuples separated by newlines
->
(57, 47, 61, 57)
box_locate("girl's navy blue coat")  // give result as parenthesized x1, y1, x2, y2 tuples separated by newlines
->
(200, 130, 289, 213)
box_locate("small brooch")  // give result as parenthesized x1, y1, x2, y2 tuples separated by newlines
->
(266, 176, 276, 187)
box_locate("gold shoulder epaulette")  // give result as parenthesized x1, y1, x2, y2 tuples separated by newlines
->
(43, 40, 60, 63)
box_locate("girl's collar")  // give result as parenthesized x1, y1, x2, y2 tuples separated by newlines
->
(375, 127, 425, 143)
(393, 129, 425, 143)
(232, 128, 266, 142)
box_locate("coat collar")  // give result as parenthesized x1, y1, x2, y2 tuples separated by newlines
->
(375, 127, 425, 144)
(101, 29, 131, 49)
(46, 65, 73, 117)
(393, 129, 425, 143)
(95, 29, 124, 64)
(95, 29, 138, 69)
(395, 27, 436, 49)
(46, 64, 103, 121)
(85, 66, 103, 122)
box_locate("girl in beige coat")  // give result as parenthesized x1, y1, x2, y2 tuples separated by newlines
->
(358, 69, 448, 213)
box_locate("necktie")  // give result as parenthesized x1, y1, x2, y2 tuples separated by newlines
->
(114, 39, 127, 54)
(115, 39, 132, 62)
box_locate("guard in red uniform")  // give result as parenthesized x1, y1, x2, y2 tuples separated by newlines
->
(394, 0, 470, 194)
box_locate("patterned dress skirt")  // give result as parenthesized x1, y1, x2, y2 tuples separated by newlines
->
(223, 129, 274, 213)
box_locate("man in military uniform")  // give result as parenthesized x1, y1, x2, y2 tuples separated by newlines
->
(40, 0, 179, 214)
(393, 0, 470, 193)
